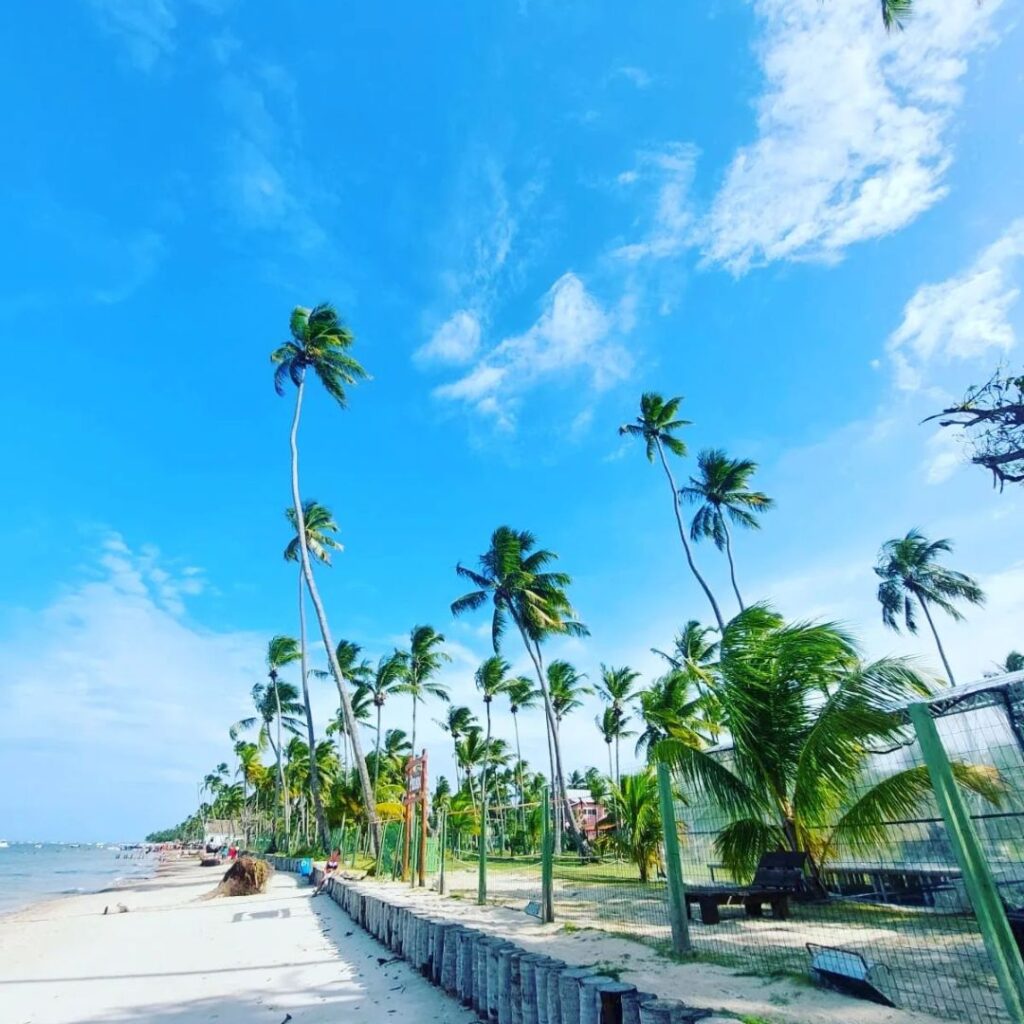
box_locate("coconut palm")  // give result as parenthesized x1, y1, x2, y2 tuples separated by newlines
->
(452, 526, 590, 852)
(680, 449, 773, 612)
(620, 393, 725, 631)
(395, 625, 450, 755)
(475, 656, 515, 824)
(456, 726, 487, 807)
(875, 529, 985, 686)
(265, 635, 303, 840)
(597, 665, 642, 784)
(270, 303, 378, 851)
(882, 0, 913, 31)
(653, 620, 719, 691)
(368, 652, 407, 804)
(998, 652, 1024, 675)
(656, 605, 1003, 878)
(635, 669, 713, 763)
(283, 501, 342, 850)
(507, 677, 538, 825)
(437, 704, 478, 790)
(325, 682, 373, 769)
(601, 769, 664, 882)
(595, 708, 617, 781)
(548, 660, 592, 729)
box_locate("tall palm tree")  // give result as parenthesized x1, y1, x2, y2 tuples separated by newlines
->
(875, 529, 985, 686)
(395, 625, 450, 755)
(475, 656, 515, 828)
(270, 303, 378, 852)
(596, 707, 617, 781)
(652, 619, 719, 692)
(452, 526, 591, 852)
(656, 604, 1003, 878)
(597, 664, 642, 784)
(325, 682, 372, 769)
(456, 726, 487, 807)
(680, 449, 773, 612)
(507, 677, 538, 826)
(266, 635, 302, 841)
(368, 652, 406, 804)
(437, 704, 477, 790)
(620, 393, 725, 630)
(283, 500, 342, 851)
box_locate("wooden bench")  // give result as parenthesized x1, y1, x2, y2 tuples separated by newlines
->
(685, 851, 811, 925)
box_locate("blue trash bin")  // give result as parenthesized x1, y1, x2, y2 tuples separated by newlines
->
(299, 857, 313, 878)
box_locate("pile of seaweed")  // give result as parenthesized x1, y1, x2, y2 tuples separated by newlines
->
(212, 855, 274, 897)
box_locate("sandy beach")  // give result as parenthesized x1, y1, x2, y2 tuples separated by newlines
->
(0, 858, 476, 1024)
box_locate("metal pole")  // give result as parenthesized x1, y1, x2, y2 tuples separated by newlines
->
(439, 806, 448, 895)
(909, 702, 1024, 1023)
(419, 750, 428, 888)
(478, 787, 488, 905)
(541, 783, 554, 923)
(656, 762, 691, 954)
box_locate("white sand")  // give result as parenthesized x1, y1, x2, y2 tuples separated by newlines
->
(345, 877, 960, 1024)
(0, 857, 477, 1024)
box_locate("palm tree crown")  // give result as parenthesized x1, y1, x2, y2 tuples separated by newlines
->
(680, 448, 773, 611)
(271, 304, 367, 406)
(875, 529, 985, 685)
(284, 501, 342, 564)
(395, 625, 450, 754)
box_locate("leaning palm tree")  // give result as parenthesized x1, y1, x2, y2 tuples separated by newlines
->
(395, 625, 450, 755)
(597, 665, 642, 784)
(368, 652, 407, 804)
(283, 500, 342, 850)
(270, 303, 378, 851)
(680, 449, 773, 612)
(620, 394, 725, 630)
(452, 526, 591, 852)
(875, 529, 985, 686)
(656, 604, 1003, 878)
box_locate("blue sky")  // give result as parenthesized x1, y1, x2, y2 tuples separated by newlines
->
(1, 0, 1022, 842)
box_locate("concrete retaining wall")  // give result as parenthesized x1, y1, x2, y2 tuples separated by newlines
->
(266, 858, 720, 1024)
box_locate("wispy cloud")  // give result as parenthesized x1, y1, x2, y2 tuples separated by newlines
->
(888, 219, 1024, 390)
(87, 0, 177, 72)
(0, 533, 260, 839)
(414, 309, 482, 366)
(613, 65, 653, 89)
(433, 273, 631, 430)
(620, 0, 1002, 274)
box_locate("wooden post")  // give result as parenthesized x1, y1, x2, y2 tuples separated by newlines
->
(419, 749, 429, 888)
(541, 783, 554, 923)
(910, 703, 1024, 1023)
(656, 762, 691, 954)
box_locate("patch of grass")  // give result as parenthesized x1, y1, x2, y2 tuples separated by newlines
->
(589, 962, 623, 981)
(561, 922, 579, 933)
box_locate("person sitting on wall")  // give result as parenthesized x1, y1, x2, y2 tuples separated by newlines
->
(312, 848, 341, 897)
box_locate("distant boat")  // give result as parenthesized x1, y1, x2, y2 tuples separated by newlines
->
(0, 840, 9, 849)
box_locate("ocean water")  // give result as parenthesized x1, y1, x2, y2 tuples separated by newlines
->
(0, 842, 156, 915)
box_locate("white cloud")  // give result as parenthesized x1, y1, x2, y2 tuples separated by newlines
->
(0, 534, 262, 840)
(613, 144, 699, 262)
(700, 0, 1003, 273)
(434, 273, 631, 427)
(88, 0, 176, 71)
(614, 65, 653, 89)
(888, 219, 1024, 390)
(414, 310, 482, 366)
(923, 427, 965, 484)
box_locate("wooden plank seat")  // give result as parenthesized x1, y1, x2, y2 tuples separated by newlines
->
(686, 851, 811, 926)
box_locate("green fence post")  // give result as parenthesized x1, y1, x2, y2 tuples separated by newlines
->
(656, 762, 691, 955)
(909, 702, 1024, 1023)
(478, 794, 488, 905)
(541, 783, 554, 923)
(439, 807, 448, 895)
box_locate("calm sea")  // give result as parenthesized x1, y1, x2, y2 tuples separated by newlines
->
(0, 842, 157, 915)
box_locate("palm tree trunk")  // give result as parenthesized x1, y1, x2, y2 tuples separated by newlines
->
(655, 439, 726, 631)
(411, 696, 418, 757)
(607, 742, 614, 781)
(298, 568, 330, 850)
(373, 704, 383, 805)
(483, 701, 492, 859)
(722, 519, 745, 612)
(272, 683, 290, 842)
(515, 621, 588, 853)
(288, 377, 381, 855)
(918, 593, 957, 685)
(615, 734, 621, 787)
(512, 712, 527, 831)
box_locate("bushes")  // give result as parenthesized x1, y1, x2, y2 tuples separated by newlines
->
(215, 855, 274, 896)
